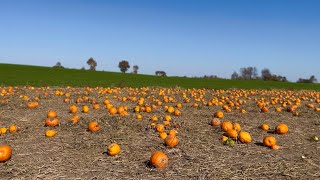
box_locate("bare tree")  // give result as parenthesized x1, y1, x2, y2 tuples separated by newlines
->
(231, 71, 239, 79)
(261, 68, 272, 80)
(239, 67, 258, 80)
(133, 65, 139, 74)
(118, 60, 130, 73)
(87, 57, 97, 70)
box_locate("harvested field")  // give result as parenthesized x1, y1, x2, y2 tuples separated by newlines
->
(0, 86, 319, 179)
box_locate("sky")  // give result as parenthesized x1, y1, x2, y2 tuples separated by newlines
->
(0, 0, 319, 82)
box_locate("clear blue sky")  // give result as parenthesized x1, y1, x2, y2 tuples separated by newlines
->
(1, 0, 319, 82)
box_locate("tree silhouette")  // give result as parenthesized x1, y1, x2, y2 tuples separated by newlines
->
(87, 57, 97, 70)
(155, 71, 167, 76)
(133, 65, 139, 74)
(118, 60, 130, 73)
(261, 68, 272, 80)
(53, 62, 64, 68)
(231, 71, 239, 79)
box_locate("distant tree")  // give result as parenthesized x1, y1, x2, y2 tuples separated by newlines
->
(118, 60, 130, 73)
(53, 61, 64, 68)
(239, 67, 258, 80)
(261, 68, 272, 81)
(87, 57, 97, 70)
(155, 71, 167, 77)
(309, 75, 317, 83)
(231, 71, 239, 79)
(133, 65, 139, 74)
(81, 66, 86, 70)
(297, 75, 317, 83)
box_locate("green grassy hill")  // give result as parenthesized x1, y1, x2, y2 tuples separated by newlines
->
(0, 63, 319, 90)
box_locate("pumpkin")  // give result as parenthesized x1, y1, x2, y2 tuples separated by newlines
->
(173, 109, 181, 116)
(109, 107, 117, 115)
(221, 121, 233, 132)
(45, 118, 60, 127)
(47, 111, 57, 118)
(260, 124, 269, 131)
(82, 105, 89, 113)
(211, 118, 221, 126)
(261, 107, 268, 112)
(9, 125, 18, 133)
(107, 143, 121, 156)
(225, 129, 238, 138)
(221, 135, 228, 142)
(263, 136, 276, 147)
(136, 114, 143, 120)
(159, 132, 167, 139)
(150, 151, 168, 169)
(164, 115, 172, 121)
(70, 115, 80, 124)
(271, 144, 280, 150)
(276, 123, 288, 134)
(214, 111, 224, 118)
(69, 105, 78, 113)
(155, 124, 165, 133)
(88, 121, 100, 132)
(0, 145, 12, 162)
(238, 131, 252, 143)
(164, 135, 179, 148)
(93, 104, 100, 110)
(233, 123, 241, 131)
(0, 127, 7, 134)
(45, 129, 57, 137)
(168, 129, 177, 136)
(167, 106, 175, 113)
(145, 107, 152, 113)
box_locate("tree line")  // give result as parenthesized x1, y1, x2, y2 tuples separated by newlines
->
(53, 57, 167, 76)
(53, 60, 317, 83)
(231, 66, 317, 83)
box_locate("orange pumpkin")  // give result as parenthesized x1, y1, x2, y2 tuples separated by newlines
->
(47, 111, 57, 118)
(0, 145, 12, 162)
(168, 129, 177, 136)
(238, 131, 252, 143)
(164, 135, 179, 148)
(69, 105, 78, 113)
(261, 107, 268, 112)
(45, 129, 57, 137)
(233, 123, 241, 131)
(88, 121, 100, 132)
(221, 121, 233, 132)
(276, 123, 288, 134)
(260, 124, 269, 131)
(263, 136, 276, 147)
(45, 118, 60, 127)
(214, 111, 224, 118)
(82, 105, 89, 113)
(9, 125, 18, 133)
(150, 151, 168, 169)
(225, 129, 238, 138)
(155, 124, 165, 133)
(159, 132, 167, 139)
(109, 107, 117, 115)
(107, 143, 121, 156)
(70, 115, 80, 124)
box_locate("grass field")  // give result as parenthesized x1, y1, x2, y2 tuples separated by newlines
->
(1, 63, 320, 90)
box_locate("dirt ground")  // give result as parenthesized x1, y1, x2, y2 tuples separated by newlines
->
(0, 87, 319, 179)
